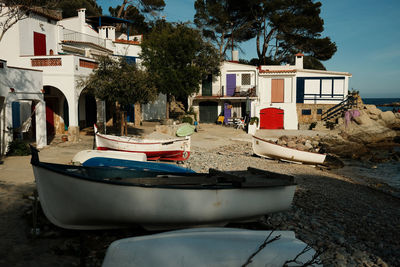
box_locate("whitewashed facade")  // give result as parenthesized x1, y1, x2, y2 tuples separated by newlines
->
(0, 6, 145, 146)
(0, 59, 46, 155)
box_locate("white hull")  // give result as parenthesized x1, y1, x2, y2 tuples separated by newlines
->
(102, 228, 321, 267)
(253, 136, 326, 165)
(32, 165, 296, 230)
(71, 150, 147, 165)
(94, 125, 191, 161)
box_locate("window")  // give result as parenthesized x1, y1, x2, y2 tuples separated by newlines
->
(0, 62, 4, 68)
(302, 109, 311, 115)
(241, 73, 251, 85)
(317, 109, 323, 114)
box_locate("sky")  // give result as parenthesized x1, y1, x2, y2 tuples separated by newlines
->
(97, 0, 400, 98)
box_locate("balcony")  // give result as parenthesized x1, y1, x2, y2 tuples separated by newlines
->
(63, 29, 106, 49)
(195, 86, 257, 99)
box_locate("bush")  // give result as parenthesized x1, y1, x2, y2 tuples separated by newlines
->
(6, 139, 31, 156)
(249, 117, 259, 126)
(181, 116, 193, 125)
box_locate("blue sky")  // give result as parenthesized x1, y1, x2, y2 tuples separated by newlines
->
(98, 0, 400, 98)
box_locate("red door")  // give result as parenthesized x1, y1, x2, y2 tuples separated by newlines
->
(45, 102, 55, 136)
(260, 108, 284, 129)
(34, 32, 46, 56)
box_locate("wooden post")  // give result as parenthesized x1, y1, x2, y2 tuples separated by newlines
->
(134, 103, 141, 127)
(120, 111, 125, 136)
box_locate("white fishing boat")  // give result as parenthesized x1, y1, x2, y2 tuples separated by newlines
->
(102, 228, 321, 267)
(252, 135, 326, 165)
(71, 150, 147, 165)
(94, 124, 191, 161)
(30, 146, 296, 230)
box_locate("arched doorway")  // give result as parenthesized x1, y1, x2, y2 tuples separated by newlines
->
(43, 86, 69, 137)
(78, 89, 97, 129)
(260, 108, 284, 129)
(199, 101, 218, 123)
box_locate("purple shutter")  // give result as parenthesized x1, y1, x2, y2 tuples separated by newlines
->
(226, 74, 236, 96)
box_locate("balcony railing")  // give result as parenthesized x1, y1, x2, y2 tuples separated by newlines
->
(63, 29, 106, 48)
(31, 58, 62, 67)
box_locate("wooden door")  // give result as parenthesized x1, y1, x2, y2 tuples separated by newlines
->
(271, 79, 284, 103)
(202, 75, 212, 96)
(260, 108, 284, 129)
(34, 32, 46, 56)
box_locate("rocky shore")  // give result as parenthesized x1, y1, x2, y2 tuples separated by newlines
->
(0, 121, 399, 266)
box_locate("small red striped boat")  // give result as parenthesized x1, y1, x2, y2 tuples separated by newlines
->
(94, 125, 191, 161)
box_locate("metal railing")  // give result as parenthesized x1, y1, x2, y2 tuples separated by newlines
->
(321, 95, 356, 121)
(63, 29, 106, 48)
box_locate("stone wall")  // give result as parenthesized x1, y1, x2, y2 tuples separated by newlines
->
(296, 103, 335, 124)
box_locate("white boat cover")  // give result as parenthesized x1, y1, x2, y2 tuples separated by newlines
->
(71, 150, 147, 165)
(102, 228, 321, 267)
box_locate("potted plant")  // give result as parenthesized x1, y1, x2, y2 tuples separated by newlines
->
(248, 117, 259, 135)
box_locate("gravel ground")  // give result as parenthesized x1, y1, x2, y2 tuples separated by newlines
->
(187, 141, 400, 267)
(0, 125, 399, 266)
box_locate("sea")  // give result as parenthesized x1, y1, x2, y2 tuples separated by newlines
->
(333, 98, 400, 190)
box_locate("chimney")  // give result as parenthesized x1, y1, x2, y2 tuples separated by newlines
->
(295, 53, 304, 69)
(232, 50, 239, 62)
(107, 26, 115, 41)
(77, 8, 86, 24)
(98, 26, 107, 39)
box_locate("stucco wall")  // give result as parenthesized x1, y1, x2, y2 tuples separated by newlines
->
(19, 13, 58, 56)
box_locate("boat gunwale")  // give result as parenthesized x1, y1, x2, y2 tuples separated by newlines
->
(33, 161, 297, 190)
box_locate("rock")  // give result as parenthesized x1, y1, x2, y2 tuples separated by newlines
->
(296, 143, 306, 151)
(379, 111, 396, 125)
(364, 104, 382, 116)
(353, 112, 374, 126)
(287, 141, 296, 148)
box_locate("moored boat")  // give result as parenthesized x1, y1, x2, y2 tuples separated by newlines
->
(252, 135, 326, 165)
(102, 228, 321, 267)
(94, 124, 191, 161)
(30, 146, 296, 230)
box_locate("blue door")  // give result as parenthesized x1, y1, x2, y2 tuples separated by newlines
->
(226, 74, 236, 96)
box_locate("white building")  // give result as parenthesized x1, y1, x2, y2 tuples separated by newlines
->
(0, 59, 46, 155)
(256, 53, 352, 129)
(189, 59, 258, 124)
(189, 53, 352, 130)
(0, 6, 144, 146)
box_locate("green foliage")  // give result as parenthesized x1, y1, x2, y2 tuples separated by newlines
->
(54, 0, 102, 18)
(141, 21, 220, 99)
(194, 0, 255, 59)
(194, 0, 336, 67)
(181, 116, 193, 125)
(109, 5, 149, 35)
(6, 139, 31, 156)
(82, 56, 157, 106)
(249, 117, 259, 126)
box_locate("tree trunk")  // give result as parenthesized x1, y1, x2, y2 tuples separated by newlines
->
(166, 95, 170, 120)
(117, 0, 128, 18)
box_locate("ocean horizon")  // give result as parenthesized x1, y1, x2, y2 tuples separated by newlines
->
(363, 97, 400, 112)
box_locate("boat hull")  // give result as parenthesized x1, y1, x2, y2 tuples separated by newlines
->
(102, 228, 321, 267)
(252, 135, 326, 165)
(94, 127, 191, 161)
(32, 165, 296, 230)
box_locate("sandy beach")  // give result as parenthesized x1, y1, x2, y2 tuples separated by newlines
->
(0, 124, 399, 266)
